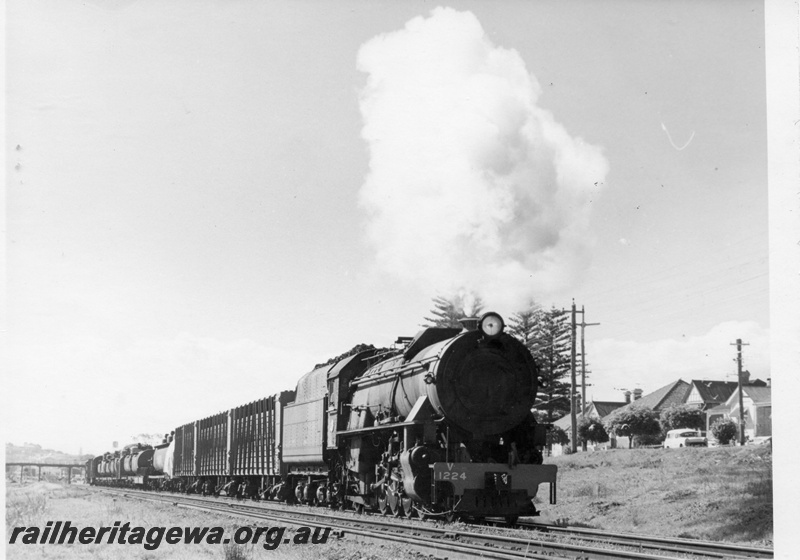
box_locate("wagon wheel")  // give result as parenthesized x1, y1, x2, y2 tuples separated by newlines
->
(504, 515, 519, 526)
(402, 497, 415, 519)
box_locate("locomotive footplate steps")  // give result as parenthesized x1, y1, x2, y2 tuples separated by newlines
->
(432, 462, 556, 515)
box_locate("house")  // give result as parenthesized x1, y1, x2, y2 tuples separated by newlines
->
(686, 376, 767, 431)
(706, 384, 772, 441)
(602, 380, 692, 449)
(550, 398, 628, 456)
(685, 380, 739, 411)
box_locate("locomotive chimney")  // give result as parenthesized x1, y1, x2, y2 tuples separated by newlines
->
(624, 390, 631, 404)
(459, 317, 479, 331)
(633, 388, 643, 401)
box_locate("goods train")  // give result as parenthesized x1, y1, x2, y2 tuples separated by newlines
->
(87, 313, 557, 522)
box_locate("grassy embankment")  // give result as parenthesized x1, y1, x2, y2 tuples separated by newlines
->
(539, 444, 773, 546)
(5, 482, 423, 560)
(5, 444, 771, 559)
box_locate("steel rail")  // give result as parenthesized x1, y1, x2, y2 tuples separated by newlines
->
(93, 487, 771, 560)
(516, 520, 773, 559)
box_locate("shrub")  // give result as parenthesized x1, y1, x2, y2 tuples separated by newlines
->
(547, 425, 570, 447)
(710, 418, 738, 445)
(578, 417, 609, 444)
(660, 404, 704, 433)
(604, 405, 661, 448)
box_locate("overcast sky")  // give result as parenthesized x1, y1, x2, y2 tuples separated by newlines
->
(4, 0, 776, 456)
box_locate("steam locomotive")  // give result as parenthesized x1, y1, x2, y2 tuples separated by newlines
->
(87, 313, 557, 522)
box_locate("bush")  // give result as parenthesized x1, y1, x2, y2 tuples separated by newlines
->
(604, 405, 661, 448)
(660, 404, 704, 433)
(578, 417, 609, 444)
(547, 425, 570, 447)
(711, 418, 738, 445)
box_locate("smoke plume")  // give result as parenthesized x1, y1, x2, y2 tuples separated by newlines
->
(357, 8, 608, 308)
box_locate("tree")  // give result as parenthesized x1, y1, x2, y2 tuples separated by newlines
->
(546, 425, 570, 447)
(659, 404, 704, 433)
(603, 405, 662, 448)
(507, 300, 542, 344)
(525, 306, 572, 422)
(710, 418, 738, 445)
(577, 417, 609, 445)
(423, 293, 484, 328)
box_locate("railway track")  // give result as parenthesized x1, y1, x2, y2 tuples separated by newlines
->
(512, 520, 773, 559)
(94, 487, 773, 559)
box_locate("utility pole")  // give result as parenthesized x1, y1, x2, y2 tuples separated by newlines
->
(730, 338, 750, 445)
(569, 301, 578, 453)
(578, 305, 600, 421)
(578, 305, 600, 451)
(564, 302, 600, 453)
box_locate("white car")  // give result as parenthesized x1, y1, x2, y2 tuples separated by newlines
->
(663, 429, 708, 448)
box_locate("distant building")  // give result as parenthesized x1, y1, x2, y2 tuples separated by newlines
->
(685, 376, 767, 431)
(548, 375, 771, 453)
(705, 383, 772, 441)
(685, 380, 740, 410)
(550, 398, 628, 456)
(604, 380, 692, 449)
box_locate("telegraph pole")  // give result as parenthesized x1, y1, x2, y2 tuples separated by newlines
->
(578, 306, 600, 451)
(578, 305, 600, 421)
(569, 301, 578, 453)
(564, 302, 599, 453)
(730, 338, 750, 445)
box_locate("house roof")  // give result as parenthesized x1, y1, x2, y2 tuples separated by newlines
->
(613, 379, 692, 414)
(743, 385, 771, 404)
(690, 380, 739, 404)
(551, 400, 628, 431)
(553, 414, 573, 430)
(592, 401, 628, 417)
(724, 385, 772, 407)
(706, 403, 729, 415)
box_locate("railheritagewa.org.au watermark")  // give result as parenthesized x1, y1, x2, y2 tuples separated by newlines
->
(8, 521, 332, 550)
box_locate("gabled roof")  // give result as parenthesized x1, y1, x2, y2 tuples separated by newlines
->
(614, 379, 692, 413)
(743, 385, 771, 404)
(553, 414, 573, 430)
(552, 400, 628, 431)
(724, 385, 772, 407)
(690, 380, 739, 404)
(591, 401, 628, 418)
(706, 403, 729, 415)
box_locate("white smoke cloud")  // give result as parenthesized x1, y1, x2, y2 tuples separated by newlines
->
(357, 7, 608, 307)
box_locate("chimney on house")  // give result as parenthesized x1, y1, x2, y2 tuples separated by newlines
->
(741, 370, 751, 384)
(633, 388, 643, 401)
(624, 390, 631, 404)
(766, 378, 771, 387)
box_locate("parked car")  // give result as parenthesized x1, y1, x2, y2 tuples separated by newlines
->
(663, 429, 708, 448)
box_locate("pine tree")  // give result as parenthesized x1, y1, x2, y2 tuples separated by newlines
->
(507, 300, 542, 344)
(423, 294, 484, 328)
(527, 306, 572, 422)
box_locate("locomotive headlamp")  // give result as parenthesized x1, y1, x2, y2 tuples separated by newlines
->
(479, 312, 504, 338)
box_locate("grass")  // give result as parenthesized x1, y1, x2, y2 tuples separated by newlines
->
(6, 445, 772, 558)
(541, 444, 773, 545)
(5, 482, 430, 560)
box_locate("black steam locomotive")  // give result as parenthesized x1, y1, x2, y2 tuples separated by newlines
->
(87, 312, 557, 522)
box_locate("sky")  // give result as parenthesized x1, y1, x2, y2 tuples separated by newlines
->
(3, 0, 777, 457)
